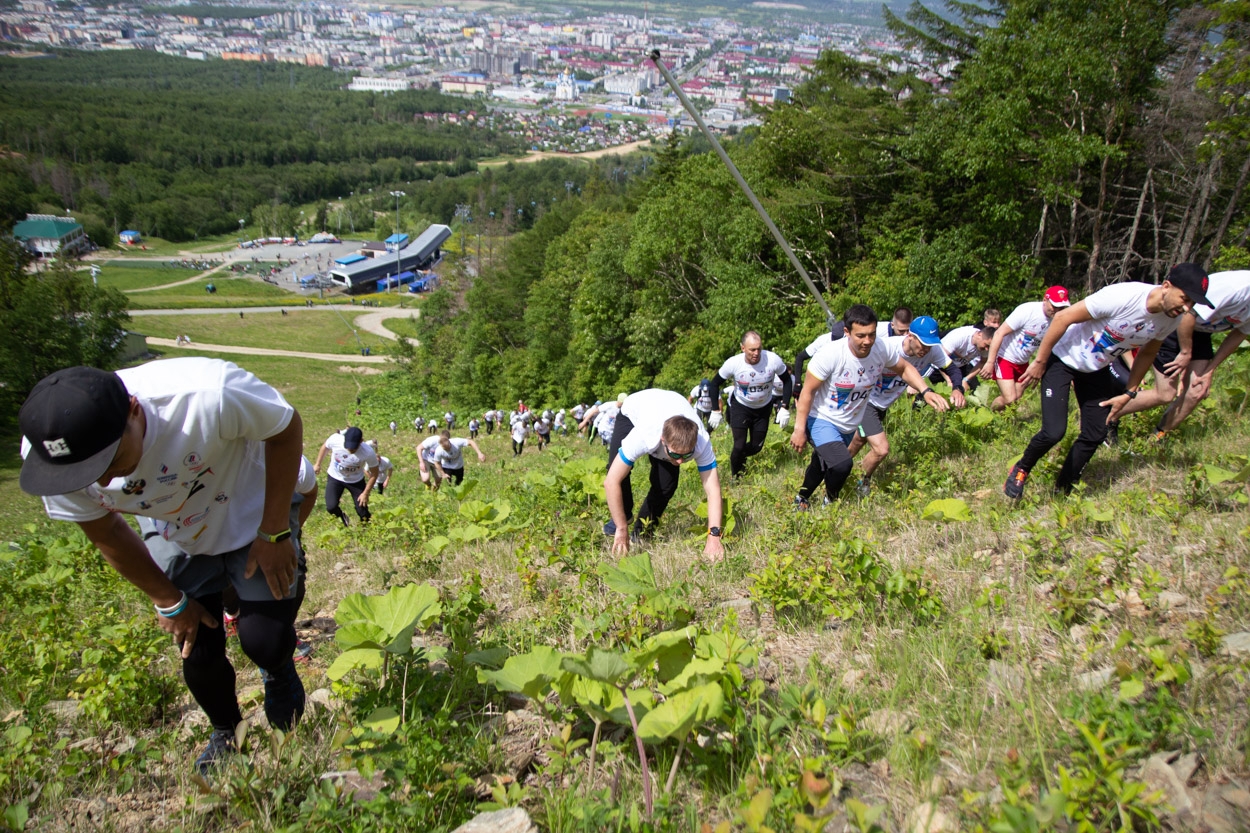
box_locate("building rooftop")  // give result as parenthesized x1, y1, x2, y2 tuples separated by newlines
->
(13, 215, 82, 240)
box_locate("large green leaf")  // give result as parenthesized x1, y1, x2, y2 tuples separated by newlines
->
(326, 646, 385, 681)
(600, 552, 657, 597)
(636, 682, 724, 743)
(477, 646, 565, 700)
(458, 498, 512, 524)
(448, 524, 492, 542)
(659, 656, 726, 695)
(561, 646, 636, 685)
(921, 498, 972, 522)
(334, 583, 442, 653)
(362, 706, 401, 735)
(632, 628, 695, 682)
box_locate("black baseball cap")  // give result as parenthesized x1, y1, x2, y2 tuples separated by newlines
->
(19, 367, 130, 496)
(1167, 263, 1212, 307)
(343, 426, 364, 450)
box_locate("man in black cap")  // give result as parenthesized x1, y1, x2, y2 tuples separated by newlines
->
(1005, 263, 1210, 498)
(312, 425, 379, 526)
(18, 357, 306, 775)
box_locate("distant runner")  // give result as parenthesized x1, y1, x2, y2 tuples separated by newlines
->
(979, 286, 1070, 411)
(711, 331, 792, 478)
(313, 426, 379, 526)
(688, 378, 720, 432)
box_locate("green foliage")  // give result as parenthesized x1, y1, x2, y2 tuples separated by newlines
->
(0, 243, 130, 424)
(749, 522, 942, 627)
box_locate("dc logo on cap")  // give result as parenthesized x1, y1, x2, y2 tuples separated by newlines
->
(43, 438, 72, 458)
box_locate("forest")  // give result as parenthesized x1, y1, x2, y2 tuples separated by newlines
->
(402, 0, 1250, 412)
(0, 51, 522, 242)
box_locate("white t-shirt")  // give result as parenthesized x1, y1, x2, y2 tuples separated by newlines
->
(1053, 282, 1181, 372)
(511, 422, 528, 443)
(869, 336, 947, 409)
(1194, 271, 1250, 335)
(323, 432, 379, 484)
(718, 350, 788, 408)
(296, 455, 316, 495)
(941, 326, 984, 367)
(536, 418, 551, 435)
(999, 301, 1052, 365)
(689, 383, 716, 413)
(807, 337, 903, 432)
(30, 357, 295, 556)
(434, 438, 471, 470)
(376, 456, 393, 481)
(572, 404, 586, 420)
(593, 402, 620, 442)
(419, 435, 441, 463)
(617, 389, 717, 471)
(469, 419, 480, 431)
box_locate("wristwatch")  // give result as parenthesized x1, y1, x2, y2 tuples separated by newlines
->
(708, 527, 722, 538)
(257, 528, 292, 543)
(1125, 388, 1139, 400)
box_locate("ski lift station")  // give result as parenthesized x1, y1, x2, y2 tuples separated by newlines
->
(329, 223, 451, 295)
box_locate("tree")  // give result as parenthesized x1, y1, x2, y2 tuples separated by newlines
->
(0, 238, 131, 424)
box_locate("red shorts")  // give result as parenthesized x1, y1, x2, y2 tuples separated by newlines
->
(995, 357, 1029, 381)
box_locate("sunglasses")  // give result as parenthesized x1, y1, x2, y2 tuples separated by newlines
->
(664, 442, 695, 463)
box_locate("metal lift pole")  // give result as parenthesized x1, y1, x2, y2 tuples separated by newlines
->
(648, 49, 835, 325)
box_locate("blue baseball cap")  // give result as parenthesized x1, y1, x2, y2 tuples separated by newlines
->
(910, 316, 942, 346)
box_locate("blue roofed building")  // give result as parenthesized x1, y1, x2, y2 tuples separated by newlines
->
(330, 224, 451, 294)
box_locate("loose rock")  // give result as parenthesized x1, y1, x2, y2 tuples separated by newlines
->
(1220, 632, 1250, 658)
(451, 807, 537, 833)
(861, 708, 912, 736)
(906, 801, 955, 833)
(1155, 590, 1187, 610)
(43, 700, 80, 721)
(1141, 754, 1195, 825)
(1075, 667, 1114, 692)
(988, 660, 1025, 698)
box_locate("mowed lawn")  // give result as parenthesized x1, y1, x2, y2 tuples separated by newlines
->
(89, 260, 218, 292)
(0, 348, 390, 539)
(132, 310, 397, 355)
(125, 276, 302, 309)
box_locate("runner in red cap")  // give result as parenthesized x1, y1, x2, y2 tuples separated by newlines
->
(979, 286, 1070, 411)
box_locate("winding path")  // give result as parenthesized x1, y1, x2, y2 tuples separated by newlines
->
(147, 337, 389, 363)
(131, 305, 418, 341)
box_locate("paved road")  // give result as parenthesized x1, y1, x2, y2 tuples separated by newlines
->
(134, 305, 419, 343)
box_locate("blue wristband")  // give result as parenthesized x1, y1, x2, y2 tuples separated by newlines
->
(155, 591, 188, 618)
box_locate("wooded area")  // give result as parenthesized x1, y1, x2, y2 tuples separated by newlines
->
(404, 0, 1250, 411)
(0, 51, 521, 241)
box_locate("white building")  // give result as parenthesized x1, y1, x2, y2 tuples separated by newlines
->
(555, 72, 578, 101)
(347, 76, 411, 92)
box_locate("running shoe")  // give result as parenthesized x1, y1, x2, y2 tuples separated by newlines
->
(1003, 464, 1029, 500)
(603, 520, 617, 536)
(195, 729, 237, 776)
(793, 495, 811, 512)
(294, 639, 314, 662)
(855, 479, 871, 499)
(1104, 420, 1120, 447)
(1149, 429, 1168, 444)
(223, 611, 238, 638)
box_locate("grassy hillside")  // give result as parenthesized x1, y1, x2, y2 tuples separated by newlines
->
(1, 335, 1248, 831)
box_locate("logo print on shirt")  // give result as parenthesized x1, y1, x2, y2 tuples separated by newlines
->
(832, 380, 856, 408)
(1091, 327, 1126, 355)
(121, 478, 146, 496)
(183, 452, 202, 468)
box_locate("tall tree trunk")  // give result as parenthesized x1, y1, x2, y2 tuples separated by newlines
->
(1207, 150, 1250, 269)
(1087, 154, 1112, 288)
(1176, 154, 1219, 265)
(1033, 200, 1048, 261)
(1120, 169, 1153, 280)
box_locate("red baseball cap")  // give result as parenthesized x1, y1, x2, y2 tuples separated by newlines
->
(1045, 286, 1071, 307)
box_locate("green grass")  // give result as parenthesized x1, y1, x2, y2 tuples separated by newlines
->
(88, 260, 211, 292)
(4, 346, 1250, 830)
(125, 276, 303, 309)
(132, 311, 397, 355)
(104, 233, 242, 257)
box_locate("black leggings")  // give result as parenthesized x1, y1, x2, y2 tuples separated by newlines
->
(184, 591, 302, 731)
(727, 400, 772, 476)
(798, 435, 854, 502)
(325, 476, 370, 525)
(1018, 355, 1120, 490)
(608, 415, 682, 533)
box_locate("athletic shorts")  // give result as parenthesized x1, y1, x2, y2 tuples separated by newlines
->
(420, 458, 442, 485)
(857, 405, 889, 438)
(1154, 330, 1215, 371)
(805, 415, 856, 448)
(995, 357, 1029, 381)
